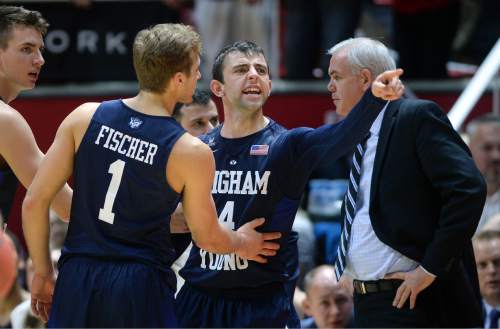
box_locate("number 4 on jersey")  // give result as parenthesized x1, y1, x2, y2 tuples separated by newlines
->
(98, 159, 125, 224)
(219, 201, 235, 230)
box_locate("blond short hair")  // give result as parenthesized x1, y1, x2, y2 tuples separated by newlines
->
(133, 23, 201, 92)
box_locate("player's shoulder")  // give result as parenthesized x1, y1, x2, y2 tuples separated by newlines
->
(0, 103, 32, 138)
(173, 132, 212, 158)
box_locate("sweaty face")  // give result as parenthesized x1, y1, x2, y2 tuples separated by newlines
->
(306, 278, 353, 328)
(470, 124, 500, 190)
(219, 52, 271, 112)
(475, 239, 500, 304)
(327, 52, 367, 117)
(179, 100, 219, 137)
(0, 26, 45, 92)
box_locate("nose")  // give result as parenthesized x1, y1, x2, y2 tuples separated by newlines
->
(491, 146, 500, 161)
(248, 65, 259, 80)
(34, 49, 45, 67)
(328, 79, 336, 93)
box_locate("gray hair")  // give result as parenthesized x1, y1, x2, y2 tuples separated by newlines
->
(465, 113, 500, 137)
(327, 38, 396, 77)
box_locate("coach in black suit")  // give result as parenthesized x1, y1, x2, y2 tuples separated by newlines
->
(329, 37, 486, 327)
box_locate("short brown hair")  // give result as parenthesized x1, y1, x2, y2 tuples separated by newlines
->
(133, 23, 201, 93)
(0, 6, 49, 49)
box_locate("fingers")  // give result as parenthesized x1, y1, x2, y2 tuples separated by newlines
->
(31, 297, 51, 323)
(259, 248, 277, 257)
(261, 232, 281, 241)
(261, 241, 280, 250)
(246, 217, 265, 228)
(31, 297, 40, 318)
(377, 68, 404, 83)
(409, 291, 417, 309)
(392, 282, 411, 308)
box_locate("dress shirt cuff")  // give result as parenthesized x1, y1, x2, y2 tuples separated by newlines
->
(419, 265, 436, 278)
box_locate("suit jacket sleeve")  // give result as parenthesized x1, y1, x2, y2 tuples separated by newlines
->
(414, 101, 486, 276)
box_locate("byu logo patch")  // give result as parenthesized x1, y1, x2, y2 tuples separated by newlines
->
(129, 117, 143, 129)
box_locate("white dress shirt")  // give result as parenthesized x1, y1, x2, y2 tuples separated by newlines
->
(484, 301, 500, 329)
(345, 104, 419, 281)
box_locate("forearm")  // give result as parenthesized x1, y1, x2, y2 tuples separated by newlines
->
(50, 184, 73, 221)
(193, 224, 241, 254)
(22, 193, 54, 275)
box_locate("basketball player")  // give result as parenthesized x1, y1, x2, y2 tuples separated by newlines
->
(22, 25, 280, 327)
(0, 6, 72, 224)
(175, 41, 404, 327)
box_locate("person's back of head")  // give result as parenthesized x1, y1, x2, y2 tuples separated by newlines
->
(0, 6, 48, 49)
(132, 23, 201, 93)
(327, 37, 396, 78)
(212, 40, 266, 83)
(302, 265, 353, 328)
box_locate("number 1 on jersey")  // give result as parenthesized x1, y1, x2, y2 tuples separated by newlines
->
(98, 159, 125, 224)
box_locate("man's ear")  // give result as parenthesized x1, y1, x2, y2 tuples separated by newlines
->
(302, 297, 313, 317)
(173, 72, 186, 86)
(360, 68, 373, 92)
(210, 80, 224, 98)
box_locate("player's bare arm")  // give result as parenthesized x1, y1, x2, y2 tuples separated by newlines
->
(22, 102, 97, 322)
(168, 134, 281, 263)
(0, 104, 73, 221)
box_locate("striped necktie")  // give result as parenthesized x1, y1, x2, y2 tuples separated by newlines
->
(334, 134, 370, 280)
(490, 309, 500, 329)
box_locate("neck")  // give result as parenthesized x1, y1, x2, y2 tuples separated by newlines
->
(487, 182, 499, 197)
(0, 83, 20, 104)
(123, 90, 176, 117)
(220, 105, 268, 138)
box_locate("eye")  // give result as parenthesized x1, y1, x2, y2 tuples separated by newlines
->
(257, 66, 267, 74)
(235, 67, 247, 73)
(21, 46, 31, 53)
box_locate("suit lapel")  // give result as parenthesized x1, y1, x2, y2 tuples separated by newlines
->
(370, 100, 400, 205)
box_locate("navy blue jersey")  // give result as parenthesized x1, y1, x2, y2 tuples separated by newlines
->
(180, 90, 386, 290)
(60, 100, 185, 282)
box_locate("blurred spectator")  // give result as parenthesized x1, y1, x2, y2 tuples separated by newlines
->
(454, 0, 500, 65)
(467, 114, 500, 231)
(391, 0, 460, 79)
(193, 0, 279, 80)
(474, 229, 500, 328)
(484, 214, 500, 232)
(283, 0, 361, 79)
(172, 89, 219, 137)
(300, 265, 354, 328)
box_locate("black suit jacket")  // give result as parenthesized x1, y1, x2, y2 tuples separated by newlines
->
(368, 98, 486, 327)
